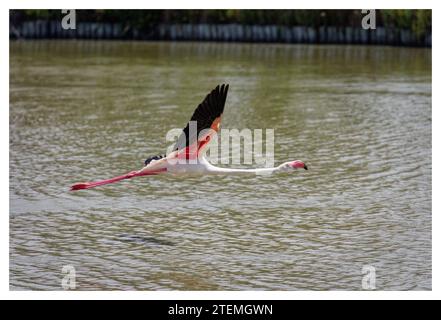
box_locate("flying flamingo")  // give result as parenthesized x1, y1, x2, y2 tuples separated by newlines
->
(70, 84, 307, 191)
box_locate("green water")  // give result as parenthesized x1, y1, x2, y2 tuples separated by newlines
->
(10, 40, 431, 290)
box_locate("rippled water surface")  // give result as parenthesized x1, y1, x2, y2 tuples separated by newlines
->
(10, 41, 431, 290)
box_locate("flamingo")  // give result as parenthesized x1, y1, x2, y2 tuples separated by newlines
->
(70, 84, 307, 191)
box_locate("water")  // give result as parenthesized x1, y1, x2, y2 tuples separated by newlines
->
(10, 41, 431, 290)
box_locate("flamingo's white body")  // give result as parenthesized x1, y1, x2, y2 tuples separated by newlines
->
(145, 155, 303, 176)
(71, 84, 307, 191)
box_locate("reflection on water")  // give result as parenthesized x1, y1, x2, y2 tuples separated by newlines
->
(10, 41, 431, 290)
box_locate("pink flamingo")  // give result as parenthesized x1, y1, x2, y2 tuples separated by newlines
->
(71, 84, 307, 191)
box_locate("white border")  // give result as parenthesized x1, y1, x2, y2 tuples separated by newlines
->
(2, 0, 438, 299)
(5, 0, 437, 9)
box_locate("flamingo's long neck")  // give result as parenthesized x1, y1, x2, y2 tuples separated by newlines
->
(200, 157, 280, 175)
(208, 166, 279, 175)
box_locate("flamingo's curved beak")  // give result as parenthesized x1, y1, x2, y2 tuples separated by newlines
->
(290, 160, 308, 170)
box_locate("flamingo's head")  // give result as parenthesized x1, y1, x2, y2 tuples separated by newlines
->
(279, 160, 308, 171)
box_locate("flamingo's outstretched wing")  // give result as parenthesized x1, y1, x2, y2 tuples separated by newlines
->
(143, 84, 229, 166)
(173, 84, 229, 153)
